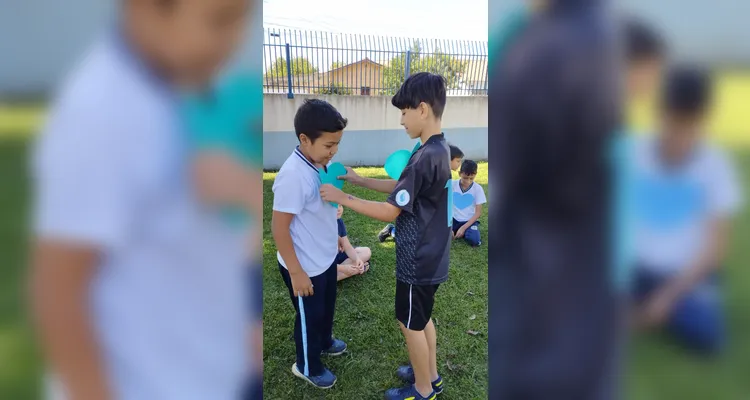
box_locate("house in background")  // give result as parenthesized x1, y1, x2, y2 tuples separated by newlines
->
(323, 58, 385, 95)
(263, 58, 385, 95)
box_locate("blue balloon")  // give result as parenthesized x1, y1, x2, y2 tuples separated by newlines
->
(385, 150, 412, 180)
(320, 162, 347, 207)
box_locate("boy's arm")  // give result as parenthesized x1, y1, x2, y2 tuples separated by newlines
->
(356, 177, 398, 194)
(461, 204, 484, 228)
(337, 195, 401, 223)
(30, 241, 111, 400)
(272, 172, 315, 296)
(339, 236, 360, 262)
(325, 156, 424, 222)
(272, 212, 314, 297)
(338, 166, 396, 194)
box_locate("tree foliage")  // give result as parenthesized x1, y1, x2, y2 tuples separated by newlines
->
(266, 57, 318, 78)
(382, 41, 466, 95)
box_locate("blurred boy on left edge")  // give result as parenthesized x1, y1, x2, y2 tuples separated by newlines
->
(30, 1, 259, 399)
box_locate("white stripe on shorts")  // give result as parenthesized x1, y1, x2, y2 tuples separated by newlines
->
(407, 284, 413, 329)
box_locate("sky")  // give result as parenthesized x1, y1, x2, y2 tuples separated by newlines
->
(263, 0, 488, 41)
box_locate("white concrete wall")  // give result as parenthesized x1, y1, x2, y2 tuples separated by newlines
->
(263, 94, 488, 169)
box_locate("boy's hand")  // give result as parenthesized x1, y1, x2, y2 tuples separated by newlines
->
(320, 184, 346, 204)
(353, 257, 365, 272)
(337, 167, 363, 185)
(291, 270, 314, 297)
(456, 225, 468, 238)
(638, 290, 677, 328)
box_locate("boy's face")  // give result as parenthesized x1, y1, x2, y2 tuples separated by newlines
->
(399, 103, 431, 139)
(450, 157, 462, 172)
(133, 0, 249, 86)
(337, 205, 344, 219)
(659, 111, 705, 163)
(627, 57, 664, 102)
(299, 131, 343, 165)
(459, 171, 476, 186)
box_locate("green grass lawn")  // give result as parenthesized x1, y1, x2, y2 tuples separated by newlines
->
(262, 165, 489, 399)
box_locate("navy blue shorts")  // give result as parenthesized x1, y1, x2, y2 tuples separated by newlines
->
(334, 251, 349, 265)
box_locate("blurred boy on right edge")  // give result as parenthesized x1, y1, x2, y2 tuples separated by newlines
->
(630, 66, 742, 355)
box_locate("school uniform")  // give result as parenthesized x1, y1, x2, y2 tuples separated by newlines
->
(273, 147, 339, 376)
(386, 134, 452, 331)
(631, 137, 742, 352)
(451, 180, 487, 246)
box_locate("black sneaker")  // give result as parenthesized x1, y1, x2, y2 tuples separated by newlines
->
(378, 223, 395, 242)
(396, 365, 444, 394)
(291, 363, 337, 389)
(321, 337, 347, 356)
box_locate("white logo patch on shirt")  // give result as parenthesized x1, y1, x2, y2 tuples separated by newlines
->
(396, 189, 411, 206)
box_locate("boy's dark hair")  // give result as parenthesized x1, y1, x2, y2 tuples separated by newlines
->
(460, 159, 478, 175)
(661, 65, 712, 116)
(623, 17, 664, 62)
(294, 99, 348, 142)
(391, 72, 447, 118)
(449, 144, 464, 160)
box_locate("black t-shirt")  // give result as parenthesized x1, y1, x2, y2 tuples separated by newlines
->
(387, 133, 452, 285)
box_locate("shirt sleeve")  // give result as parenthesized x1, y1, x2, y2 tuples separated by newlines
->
(272, 169, 307, 215)
(337, 219, 347, 237)
(474, 184, 488, 205)
(32, 104, 133, 249)
(707, 149, 742, 218)
(387, 156, 425, 214)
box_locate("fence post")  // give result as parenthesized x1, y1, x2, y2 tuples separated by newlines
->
(285, 43, 294, 99)
(405, 50, 412, 78)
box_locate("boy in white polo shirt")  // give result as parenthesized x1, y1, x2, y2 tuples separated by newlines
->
(272, 99, 348, 389)
(452, 160, 487, 246)
(30, 1, 254, 399)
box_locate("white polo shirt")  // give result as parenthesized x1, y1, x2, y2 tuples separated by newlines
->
(452, 180, 487, 222)
(273, 148, 338, 277)
(33, 33, 248, 400)
(633, 136, 742, 275)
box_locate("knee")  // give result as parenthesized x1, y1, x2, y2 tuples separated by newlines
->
(358, 247, 372, 261)
(465, 228, 481, 246)
(669, 297, 724, 355)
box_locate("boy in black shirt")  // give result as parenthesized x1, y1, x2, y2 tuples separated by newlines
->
(321, 72, 451, 400)
(378, 143, 463, 242)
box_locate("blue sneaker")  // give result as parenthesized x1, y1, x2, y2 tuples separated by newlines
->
(291, 363, 337, 389)
(322, 337, 347, 356)
(396, 365, 444, 394)
(384, 384, 436, 400)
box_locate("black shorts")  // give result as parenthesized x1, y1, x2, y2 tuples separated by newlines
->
(395, 280, 440, 331)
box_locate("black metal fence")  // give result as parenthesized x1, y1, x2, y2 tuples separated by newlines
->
(263, 29, 488, 97)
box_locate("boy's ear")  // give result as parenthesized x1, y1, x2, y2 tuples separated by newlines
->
(299, 133, 310, 145)
(418, 102, 430, 119)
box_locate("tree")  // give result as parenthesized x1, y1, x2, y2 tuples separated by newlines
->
(266, 57, 318, 78)
(316, 83, 352, 95)
(382, 40, 466, 95)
